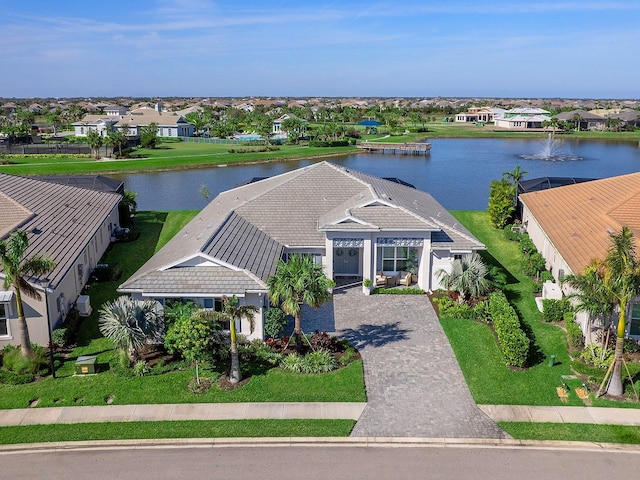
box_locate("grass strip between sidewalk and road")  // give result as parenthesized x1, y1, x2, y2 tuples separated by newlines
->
(0, 419, 355, 445)
(499, 422, 640, 444)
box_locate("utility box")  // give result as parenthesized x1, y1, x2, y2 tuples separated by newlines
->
(75, 355, 97, 375)
(77, 295, 92, 317)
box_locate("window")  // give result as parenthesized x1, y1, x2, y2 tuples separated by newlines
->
(630, 303, 640, 337)
(0, 303, 9, 336)
(377, 246, 416, 272)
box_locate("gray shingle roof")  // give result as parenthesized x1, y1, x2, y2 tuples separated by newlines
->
(0, 173, 122, 288)
(120, 161, 483, 296)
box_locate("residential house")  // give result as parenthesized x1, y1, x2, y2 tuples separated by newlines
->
(455, 107, 505, 123)
(0, 174, 122, 348)
(519, 172, 640, 339)
(494, 108, 551, 130)
(119, 162, 484, 339)
(272, 114, 307, 137)
(555, 110, 606, 130)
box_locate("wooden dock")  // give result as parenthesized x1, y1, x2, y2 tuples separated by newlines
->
(356, 142, 432, 155)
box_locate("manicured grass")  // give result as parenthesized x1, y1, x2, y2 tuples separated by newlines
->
(0, 419, 355, 445)
(154, 210, 199, 252)
(0, 209, 366, 409)
(0, 142, 354, 176)
(499, 422, 640, 444)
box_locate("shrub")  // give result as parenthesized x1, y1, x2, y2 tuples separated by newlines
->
(264, 307, 288, 339)
(91, 264, 122, 282)
(503, 224, 523, 242)
(474, 300, 492, 323)
(623, 338, 640, 354)
(60, 307, 82, 345)
(308, 140, 350, 147)
(338, 347, 357, 366)
(2, 344, 48, 375)
(374, 287, 425, 295)
(580, 346, 614, 369)
(540, 270, 554, 283)
(566, 318, 584, 349)
(518, 235, 537, 256)
(51, 328, 68, 347)
(133, 360, 150, 377)
(522, 252, 546, 278)
(310, 331, 338, 352)
(542, 298, 572, 322)
(300, 349, 337, 374)
(280, 353, 304, 373)
(0, 370, 35, 384)
(489, 292, 530, 368)
(432, 296, 474, 319)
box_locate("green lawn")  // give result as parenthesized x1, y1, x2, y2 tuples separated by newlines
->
(500, 422, 640, 444)
(445, 211, 639, 407)
(0, 419, 355, 445)
(0, 209, 366, 409)
(0, 141, 354, 176)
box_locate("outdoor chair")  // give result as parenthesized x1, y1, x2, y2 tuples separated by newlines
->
(375, 271, 388, 286)
(398, 271, 412, 287)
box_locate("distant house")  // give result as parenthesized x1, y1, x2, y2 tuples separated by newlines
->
(455, 107, 505, 123)
(606, 109, 640, 128)
(119, 162, 484, 340)
(494, 108, 551, 130)
(0, 174, 122, 348)
(519, 172, 640, 339)
(73, 103, 195, 138)
(555, 110, 605, 130)
(272, 114, 307, 136)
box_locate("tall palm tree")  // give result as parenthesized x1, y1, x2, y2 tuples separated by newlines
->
(502, 165, 528, 208)
(267, 254, 335, 353)
(601, 227, 640, 396)
(219, 295, 258, 384)
(436, 253, 492, 304)
(0, 230, 55, 358)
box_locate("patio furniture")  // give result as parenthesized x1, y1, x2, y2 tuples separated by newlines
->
(399, 271, 412, 287)
(375, 271, 388, 287)
(386, 274, 398, 286)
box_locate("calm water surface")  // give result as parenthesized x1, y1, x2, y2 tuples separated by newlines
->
(115, 138, 640, 211)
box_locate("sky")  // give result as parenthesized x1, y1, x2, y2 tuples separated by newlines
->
(1, 0, 639, 99)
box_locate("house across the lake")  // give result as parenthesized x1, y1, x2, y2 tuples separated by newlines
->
(119, 161, 485, 339)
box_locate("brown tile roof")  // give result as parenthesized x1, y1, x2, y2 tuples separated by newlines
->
(519, 172, 640, 274)
(0, 192, 34, 238)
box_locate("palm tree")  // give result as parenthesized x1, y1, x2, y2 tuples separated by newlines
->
(600, 227, 640, 396)
(502, 165, 528, 209)
(219, 295, 258, 384)
(98, 296, 163, 362)
(267, 254, 335, 353)
(436, 253, 492, 304)
(85, 129, 103, 159)
(0, 230, 55, 358)
(563, 261, 616, 351)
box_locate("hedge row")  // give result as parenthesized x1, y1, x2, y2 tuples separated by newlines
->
(489, 291, 530, 368)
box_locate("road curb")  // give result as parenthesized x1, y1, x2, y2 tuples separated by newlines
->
(1, 436, 639, 454)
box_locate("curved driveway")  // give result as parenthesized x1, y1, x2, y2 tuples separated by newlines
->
(329, 287, 506, 438)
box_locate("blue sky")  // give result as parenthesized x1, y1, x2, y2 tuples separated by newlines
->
(1, 0, 639, 98)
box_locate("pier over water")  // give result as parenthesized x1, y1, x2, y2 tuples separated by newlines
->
(356, 141, 432, 155)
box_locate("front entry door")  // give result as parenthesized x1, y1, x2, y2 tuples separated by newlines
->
(334, 248, 360, 275)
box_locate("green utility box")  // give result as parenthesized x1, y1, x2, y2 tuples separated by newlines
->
(75, 355, 97, 375)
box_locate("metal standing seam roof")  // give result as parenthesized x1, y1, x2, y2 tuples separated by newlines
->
(0, 173, 122, 289)
(520, 172, 640, 274)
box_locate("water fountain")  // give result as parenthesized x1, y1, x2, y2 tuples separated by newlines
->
(520, 133, 582, 162)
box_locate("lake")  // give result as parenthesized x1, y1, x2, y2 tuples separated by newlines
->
(115, 138, 640, 211)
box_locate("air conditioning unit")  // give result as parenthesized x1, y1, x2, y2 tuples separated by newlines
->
(76, 295, 92, 317)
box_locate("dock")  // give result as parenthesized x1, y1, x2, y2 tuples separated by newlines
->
(356, 142, 432, 155)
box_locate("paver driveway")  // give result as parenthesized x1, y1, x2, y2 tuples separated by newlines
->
(306, 287, 506, 438)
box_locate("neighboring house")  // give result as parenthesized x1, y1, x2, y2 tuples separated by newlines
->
(493, 108, 551, 130)
(519, 172, 640, 339)
(272, 114, 307, 136)
(119, 162, 484, 339)
(0, 174, 122, 348)
(555, 110, 606, 130)
(455, 107, 505, 123)
(606, 109, 640, 128)
(73, 103, 195, 138)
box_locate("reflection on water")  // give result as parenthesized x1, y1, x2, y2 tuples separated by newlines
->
(114, 138, 640, 211)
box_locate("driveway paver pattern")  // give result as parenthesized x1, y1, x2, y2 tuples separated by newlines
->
(311, 287, 506, 438)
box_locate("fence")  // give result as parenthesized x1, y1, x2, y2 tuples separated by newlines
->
(179, 136, 261, 145)
(0, 144, 91, 155)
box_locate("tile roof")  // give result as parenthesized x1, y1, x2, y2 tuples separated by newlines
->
(120, 162, 483, 295)
(520, 172, 640, 274)
(0, 174, 122, 288)
(0, 192, 34, 239)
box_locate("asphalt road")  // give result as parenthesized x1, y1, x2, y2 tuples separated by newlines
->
(3, 443, 640, 479)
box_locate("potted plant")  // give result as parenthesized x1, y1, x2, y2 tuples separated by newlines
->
(363, 278, 373, 295)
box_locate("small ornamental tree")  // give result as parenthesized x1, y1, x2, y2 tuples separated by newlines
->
(140, 122, 158, 148)
(488, 178, 515, 229)
(164, 309, 217, 385)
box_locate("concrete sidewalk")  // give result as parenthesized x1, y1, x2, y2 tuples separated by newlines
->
(479, 405, 640, 426)
(0, 402, 366, 427)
